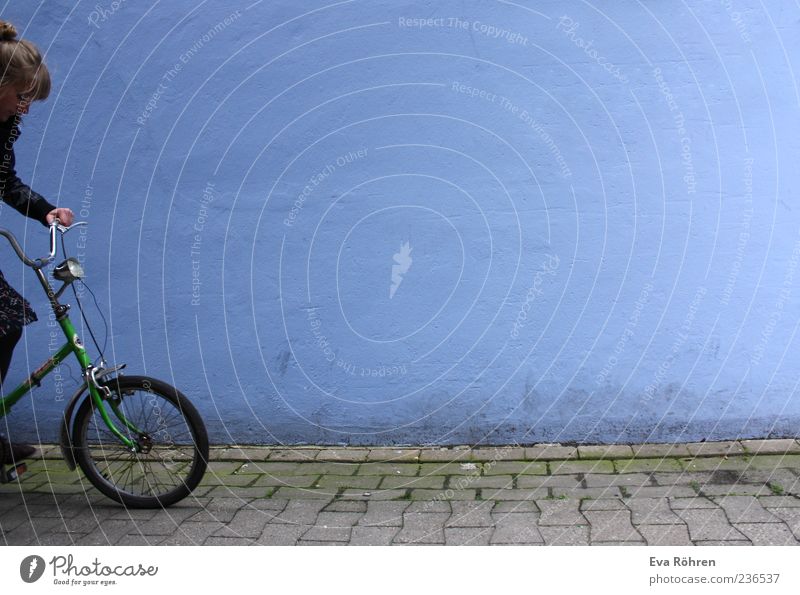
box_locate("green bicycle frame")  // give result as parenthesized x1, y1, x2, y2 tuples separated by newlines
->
(0, 265, 137, 450)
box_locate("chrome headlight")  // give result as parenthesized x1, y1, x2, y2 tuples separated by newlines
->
(53, 257, 84, 282)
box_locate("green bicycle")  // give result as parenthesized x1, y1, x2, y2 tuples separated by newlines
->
(0, 221, 208, 508)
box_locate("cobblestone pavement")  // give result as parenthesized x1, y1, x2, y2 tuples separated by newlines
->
(2, 439, 800, 546)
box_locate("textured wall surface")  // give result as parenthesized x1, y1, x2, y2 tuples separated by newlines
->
(2, 1, 799, 445)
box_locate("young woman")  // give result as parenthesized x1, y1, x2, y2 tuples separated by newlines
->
(0, 19, 73, 464)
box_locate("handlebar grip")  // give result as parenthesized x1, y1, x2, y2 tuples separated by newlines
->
(0, 223, 59, 269)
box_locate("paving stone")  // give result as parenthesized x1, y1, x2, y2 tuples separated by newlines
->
(584, 473, 651, 488)
(379, 475, 445, 489)
(674, 508, 748, 541)
(631, 443, 692, 458)
(324, 500, 367, 513)
(744, 455, 800, 470)
(301, 525, 352, 542)
(232, 462, 300, 474)
(315, 449, 370, 462)
(358, 501, 412, 526)
(652, 470, 731, 486)
(204, 536, 254, 546)
(271, 488, 336, 500)
(366, 449, 420, 462)
(638, 524, 693, 546)
(699, 485, 772, 497)
(409, 489, 477, 501)
(297, 540, 347, 546)
(714, 496, 780, 523)
(205, 487, 272, 499)
(516, 475, 583, 489)
(159, 522, 223, 545)
(314, 512, 363, 528)
(187, 507, 240, 524)
(491, 501, 540, 514)
(490, 513, 544, 544)
(625, 486, 698, 498)
(271, 499, 329, 525)
(0, 515, 30, 535)
(453, 475, 513, 489)
(583, 510, 644, 542)
(219, 509, 276, 538)
(394, 513, 448, 544)
(615, 458, 683, 473)
(669, 496, 719, 509)
(482, 488, 550, 500)
(245, 499, 290, 511)
(539, 525, 590, 545)
(525, 445, 579, 460)
(470, 447, 527, 462)
(686, 441, 746, 457)
(579, 498, 628, 511)
(630, 498, 683, 525)
(359, 463, 419, 476)
(250, 475, 321, 488)
(109, 534, 156, 546)
(266, 449, 319, 462)
(4, 516, 84, 546)
(550, 460, 615, 475)
(349, 526, 399, 545)
(445, 527, 493, 545)
(35, 532, 84, 546)
(733, 523, 798, 545)
(537, 499, 586, 526)
(314, 475, 382, 490)
(550, 487, 625, 500)
(738, 469, 800, 486)
(338, 489, 407, 500)
(293, 463, 362, 476)
(406, 502, 452, 514)
(682, 458, 752, 472)
(134, 508, 202, 535)
(741, 439, 800, 455)
(760, 496, 800, 508)
(484, 462, 548, 475)
(446, 502, 495, 527)
(578, 445, 635, 459)
(695, 540, 751, 545)
(417, 462, 482, 476)
(15, 441, 800, 547)
(206, 461, 247, 474)
(254, 524, 306, 545)
(418, 448, 470, 462)
(764, 508, 800, 539)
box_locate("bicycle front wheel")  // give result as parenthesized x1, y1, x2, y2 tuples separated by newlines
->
(72, 375, 209, 508)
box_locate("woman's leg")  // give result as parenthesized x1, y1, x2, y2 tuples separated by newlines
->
(0, 327, 22, 386)
(0, 328, 35, 464)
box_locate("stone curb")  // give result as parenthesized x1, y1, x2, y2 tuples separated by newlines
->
(30, 439, 800, 463)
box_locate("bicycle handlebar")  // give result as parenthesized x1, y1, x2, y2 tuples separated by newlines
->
(0, 221, 88, 269)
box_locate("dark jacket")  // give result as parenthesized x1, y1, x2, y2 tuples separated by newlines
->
(0, 115, 56, 338)
(0, 115, 56, 225)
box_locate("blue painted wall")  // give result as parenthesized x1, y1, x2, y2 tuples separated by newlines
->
(3, 1, 799, 445)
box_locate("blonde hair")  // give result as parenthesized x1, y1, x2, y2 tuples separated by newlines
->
(0, 20, 50, 101)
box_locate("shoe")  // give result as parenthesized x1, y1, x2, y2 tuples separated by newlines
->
(0, 435, 36, 465)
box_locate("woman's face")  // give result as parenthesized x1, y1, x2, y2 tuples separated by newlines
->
(0, 83, 32, 122)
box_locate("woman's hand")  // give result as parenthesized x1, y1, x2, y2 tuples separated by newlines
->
(46, 207, 74, 226)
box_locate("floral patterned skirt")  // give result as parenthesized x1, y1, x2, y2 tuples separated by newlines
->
(0, 269, 37, 338)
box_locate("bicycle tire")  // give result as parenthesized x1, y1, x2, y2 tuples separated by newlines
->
(72, 375, 209, 508)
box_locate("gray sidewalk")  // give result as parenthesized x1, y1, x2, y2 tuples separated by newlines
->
(2, 439, 800, 545)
